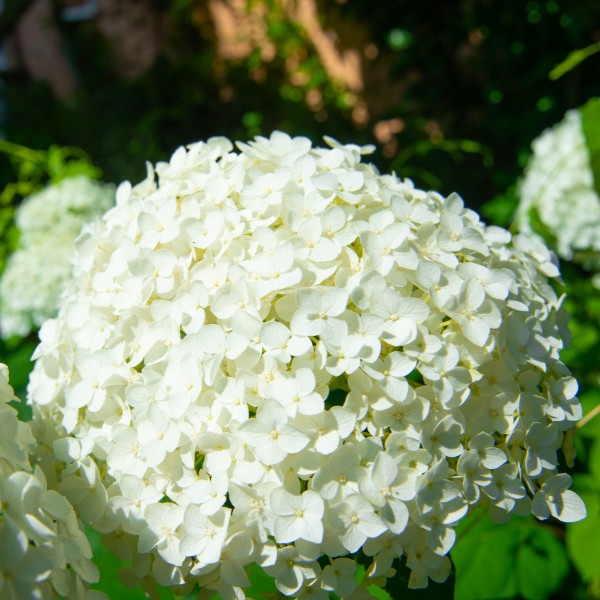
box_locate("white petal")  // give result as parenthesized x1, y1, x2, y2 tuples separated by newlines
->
(550, 490, 587, 523)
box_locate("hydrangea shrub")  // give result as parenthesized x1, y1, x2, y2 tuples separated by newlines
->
(0, 364, 105, 600)
(28, 132, 585, 598)
(515, 102, 600, 275)
(511, 99, 600, 594)
(0, 176, 115, 339)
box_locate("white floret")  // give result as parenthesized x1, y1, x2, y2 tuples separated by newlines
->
(0, 365, 106, 599)
(515, 109, 600, 269)
(0, 176, 115, 338)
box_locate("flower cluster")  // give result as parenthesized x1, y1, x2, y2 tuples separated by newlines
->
(0, 176, 115, 339)
(29, 132, 585, 598)
(515, 108, 600, 273)
(0, 364, 105, 600)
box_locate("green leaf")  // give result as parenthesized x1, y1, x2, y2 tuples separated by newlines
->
(0, 139, 45, 166)
(452, 513, 569, 600)
(516, 525, 568, 600)
(383, 559, 455, 600)
(368, 584, 392, 599)
(87, 528, 151, 599)
(46, 145, 66, 179)
(580, 97, 600, 198)
(549, 42, 600, 80)
(481, 190, 519, 228)
(246, 563, 279, 599)
(45, 144, 102, 183)
(391, 139, 494, 174)
(578, 390, 600, 439)
(567, 475, 600, 582)
(353, 557, 454, 600)
(2, 339, 36, 409)
(51, 161, 102, 183)
(528, 205, 558, 249)
(590, 438, 600, 481)
(326, 387, 348, 407)
(453, 516, 517, 600)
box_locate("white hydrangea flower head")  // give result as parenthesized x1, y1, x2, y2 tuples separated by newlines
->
(515, 108, 600, 269)
(28, 132, 585, 598)
(0, 176, 115, 339)
(0, 364, 106, 600)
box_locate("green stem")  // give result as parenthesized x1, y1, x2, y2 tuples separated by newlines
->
(576, 402, 600, 429)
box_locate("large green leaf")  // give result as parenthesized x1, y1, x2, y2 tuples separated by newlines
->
(87, 528, 150, 599)
(245, 564, 279, 599)
(567, 474, 600, 583)
(580, 97, 600, 198)
(452, 513, 569, 600)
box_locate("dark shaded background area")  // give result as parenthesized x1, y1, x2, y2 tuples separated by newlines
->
(2, 0, 599, 210)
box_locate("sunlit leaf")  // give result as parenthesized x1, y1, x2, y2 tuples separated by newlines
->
(246, 563, 279, 599)
(549, 42, 600, 80)
(452, 513, 569, 600)
(87, 528, 150, 599)
(580, 97, 600, 198)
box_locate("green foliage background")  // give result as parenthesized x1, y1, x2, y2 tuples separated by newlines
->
(1, 1, 600, 598)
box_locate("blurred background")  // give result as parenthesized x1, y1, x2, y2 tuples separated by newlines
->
(0, 0, 597, 203)
(1, 1, 600, 599)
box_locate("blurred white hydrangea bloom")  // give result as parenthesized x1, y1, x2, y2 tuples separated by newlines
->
(28, 132, 585, 598)
(515, 109, 600, 269)
(0, 364, 105, 600)
(0, 176, 115, 339)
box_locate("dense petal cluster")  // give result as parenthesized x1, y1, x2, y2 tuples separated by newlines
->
(29, 132, 584, 598)
(0, 364, 105, 600)
(515, 108, 600, 272)
(0, 176, 115, 338)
